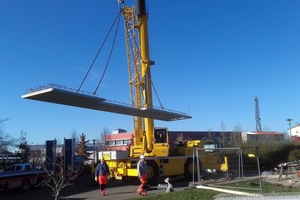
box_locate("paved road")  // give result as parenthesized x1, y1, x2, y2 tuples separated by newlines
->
(0, 174, 187, 200)
(1, 173, 299, 200)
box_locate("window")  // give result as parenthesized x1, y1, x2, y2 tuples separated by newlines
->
(155, 130, 166, 143)
(115, 140, 122, 145)
(107, 141, 115, 146)
(123, 140, 130, 145)
(204, 143, 216, 152)
(25, 165, 31, 170)
(4, 165, 15, 171)
(16, 166, 22, 171)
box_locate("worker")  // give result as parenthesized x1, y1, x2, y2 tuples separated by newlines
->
(137, 155, 147, 196)
(95, 157, 109, 196)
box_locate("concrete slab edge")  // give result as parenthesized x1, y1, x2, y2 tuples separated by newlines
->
(196, 185, 262, 197)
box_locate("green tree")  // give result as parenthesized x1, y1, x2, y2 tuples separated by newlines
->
(77, 133, 91, 161)
(17, 131, 31, 163)
(288, 148, 300, 162)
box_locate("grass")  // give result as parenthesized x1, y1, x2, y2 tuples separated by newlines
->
(221, 179, 300, 193)
(128, 188, 220, 200)
(128, 180, 300, 200)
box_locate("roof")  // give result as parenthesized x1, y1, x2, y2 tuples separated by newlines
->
(290, 124, 300, 129)
(22, 84, 191, 121)
(244, 131, 283, 135)
(107, 132, 134, 140)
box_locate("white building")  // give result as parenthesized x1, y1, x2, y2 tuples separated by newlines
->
(289, 124, 300, 141)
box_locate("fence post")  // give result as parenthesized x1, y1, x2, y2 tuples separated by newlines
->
(256, 147, 263, 193)
(196, 147, 201, 185)
(192, 148, 195, 184)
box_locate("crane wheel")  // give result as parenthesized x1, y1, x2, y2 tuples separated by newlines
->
(184, 158, 201, 180)
(146, 160, 159, 184)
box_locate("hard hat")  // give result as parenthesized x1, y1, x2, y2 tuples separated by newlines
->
(140, 155, 145, 159)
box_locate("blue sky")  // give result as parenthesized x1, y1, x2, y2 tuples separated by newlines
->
(1, 0, 300, 145)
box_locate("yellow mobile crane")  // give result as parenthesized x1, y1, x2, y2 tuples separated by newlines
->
(21, 0, 228, 183)
(100, 0, 228, 183)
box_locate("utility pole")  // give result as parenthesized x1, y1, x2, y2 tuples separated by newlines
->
(254, 97, 262, 132)
(92, 139, 96, 164)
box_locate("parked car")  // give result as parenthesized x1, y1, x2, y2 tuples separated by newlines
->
(0, 163, 47, 191)
(2, 163, 37, 172)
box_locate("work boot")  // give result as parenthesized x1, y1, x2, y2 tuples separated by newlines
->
(101, 191, 105, 196)
(142, 190, 147, 196)
(137, 190, 142, 196)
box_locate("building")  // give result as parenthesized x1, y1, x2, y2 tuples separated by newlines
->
(28, 142, 103, 165)
(241, 131, 284, 143)
(289, 124, 300, 142)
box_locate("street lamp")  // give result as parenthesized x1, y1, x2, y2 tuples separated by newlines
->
(286, 118, 293, 142)
(92, 139, 96, 164)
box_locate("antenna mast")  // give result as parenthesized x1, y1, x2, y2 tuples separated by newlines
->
(254, 97, 262, 132)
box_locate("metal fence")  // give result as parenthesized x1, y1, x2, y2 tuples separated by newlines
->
(192, 147, 262, 193)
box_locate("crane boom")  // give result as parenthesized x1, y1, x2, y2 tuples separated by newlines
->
(123, 0, 154, 154)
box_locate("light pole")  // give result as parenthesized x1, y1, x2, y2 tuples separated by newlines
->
(286, 118, 292, 142)
(92, 139, 96, 164)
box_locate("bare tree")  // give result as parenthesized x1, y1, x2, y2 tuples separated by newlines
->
(228, 123, 243, 146)
(207, 128, 215, 140)
(39, 158, 81, 200)
(99, 127, 110, 150)
(219, 121, 228, 147)
(71, 130, 79, 144)
(71, 130, 80, 154)
(0, 118, 16, 153)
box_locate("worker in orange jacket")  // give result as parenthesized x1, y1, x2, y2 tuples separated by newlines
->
(137, 155, 147, 196)
(95, 158, 109, 196)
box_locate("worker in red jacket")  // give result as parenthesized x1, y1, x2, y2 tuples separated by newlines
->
(95, 158, 109, 196)
(137, 155, 148, 196)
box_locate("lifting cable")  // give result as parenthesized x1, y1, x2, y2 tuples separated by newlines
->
(151, 80, 164, 109)
(93, 12, 122, 95)
(77, 10, 122, 93)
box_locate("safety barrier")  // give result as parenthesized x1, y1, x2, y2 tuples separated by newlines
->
(191, 147, 262, 193)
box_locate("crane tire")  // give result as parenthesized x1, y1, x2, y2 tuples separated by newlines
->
(146, 160, 159, 184)
(184, 158, 201, 180)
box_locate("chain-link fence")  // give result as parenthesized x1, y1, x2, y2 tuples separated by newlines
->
(191, 147, 262, 193)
